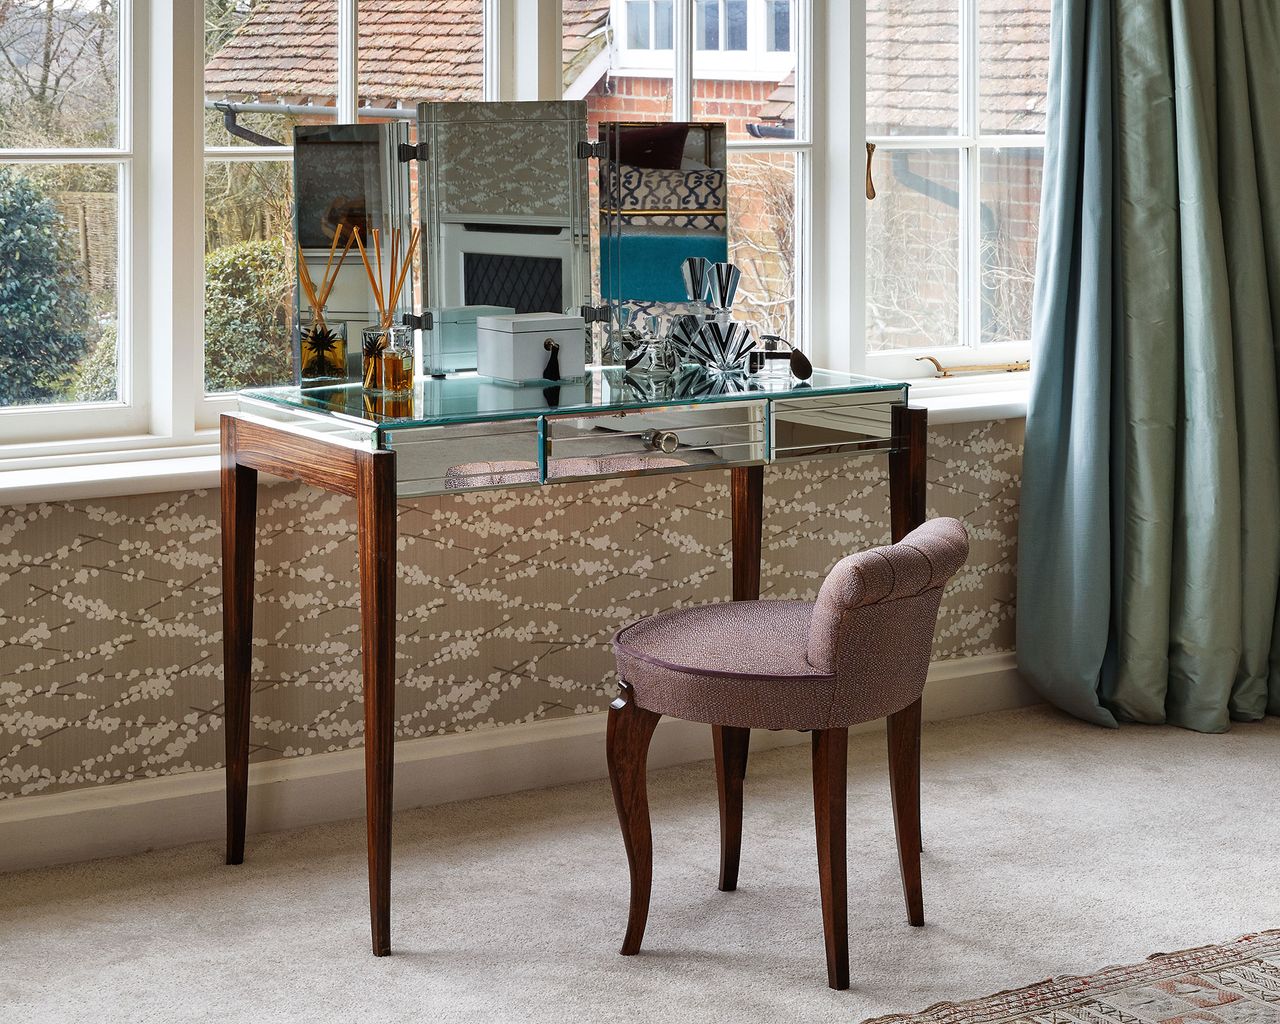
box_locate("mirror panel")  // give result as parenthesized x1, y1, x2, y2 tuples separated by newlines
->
(598, 121, 729, 334)
(418, 100, 591, 375)
(292, 122, 413, 386)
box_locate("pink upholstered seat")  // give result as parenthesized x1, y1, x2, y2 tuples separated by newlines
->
(612, 518, 969, 730)
(604, 516, 970, 990)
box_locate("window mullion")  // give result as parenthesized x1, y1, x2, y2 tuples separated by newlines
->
(960, 0, 980, 352)
(337, 0, 358, 120)
(674, 0, 693, 119)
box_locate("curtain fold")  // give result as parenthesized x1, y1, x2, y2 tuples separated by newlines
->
(1017, 0, 1280, 731)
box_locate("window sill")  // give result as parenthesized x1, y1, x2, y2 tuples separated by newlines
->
(0, 375, 1029, 505)
(0, 452, 221, 505)
(908, 373, 1029, 425)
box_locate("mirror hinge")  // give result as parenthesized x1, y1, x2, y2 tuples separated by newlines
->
(403, 311, 433, 331)
(577, 140, 606, 160)
(580, 304, 610, 324)
(398, 141, 428, 162)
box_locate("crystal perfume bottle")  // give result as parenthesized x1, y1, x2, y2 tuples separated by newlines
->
(362, 324, 414, 395)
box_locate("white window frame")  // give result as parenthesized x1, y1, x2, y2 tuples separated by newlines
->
(0, 0, 146, 450)
(612, 0, 794, 81)
(860, 0, 1042, 381)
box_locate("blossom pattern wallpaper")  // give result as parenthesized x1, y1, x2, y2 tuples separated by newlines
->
(0, 419, 1022, 800)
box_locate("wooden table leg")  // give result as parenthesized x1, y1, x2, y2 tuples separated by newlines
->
(357, 449, 397, 957)
(888, 405, 928, 858)
(730, 465, 764, 601)
(889, 405, 928, 542)
(221, 416, 258, 866)
(714, 465, 763, 890)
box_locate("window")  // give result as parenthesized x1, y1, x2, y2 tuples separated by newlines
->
(625, 0, 672, 49)
(0, 0, 133, 439)
(613, 0, 792, 81)
(201, 1, 485, 402)
(579, 1, 807, 345)
(696, 0, 747, 51)
(863, 0, 1048, 372)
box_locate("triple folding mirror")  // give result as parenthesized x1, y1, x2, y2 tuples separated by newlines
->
(292, 101, 730, 386)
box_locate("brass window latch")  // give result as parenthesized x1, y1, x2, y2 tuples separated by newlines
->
(865, 142, 876, 200)
(916, 356, 1030, 378)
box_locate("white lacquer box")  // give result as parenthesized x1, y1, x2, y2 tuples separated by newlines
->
(476, 312, 587, 385)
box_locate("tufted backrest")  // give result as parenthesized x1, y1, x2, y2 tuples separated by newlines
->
(807, 518, 969, 725)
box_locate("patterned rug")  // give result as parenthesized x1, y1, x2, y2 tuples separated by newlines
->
(865, 932, 1280, 1024)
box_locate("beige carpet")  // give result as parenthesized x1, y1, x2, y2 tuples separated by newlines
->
(2, 706, 1278, 1024)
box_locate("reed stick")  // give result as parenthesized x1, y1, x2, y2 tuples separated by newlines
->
(317, 229, 356, 309)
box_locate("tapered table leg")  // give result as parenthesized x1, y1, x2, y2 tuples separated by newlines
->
(713, 724, 750, 891)
(889, 405, 928, 542)
(889, 405, 928, 856)
(813, 727, 850, 990)
(715, 465, 763, 888)
(357, 449, 397, 957)
(730, 465, 764, 601)
(221, 416, 258, 866)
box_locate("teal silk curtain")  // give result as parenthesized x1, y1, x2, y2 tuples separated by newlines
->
(1017, 1, 1280, 731)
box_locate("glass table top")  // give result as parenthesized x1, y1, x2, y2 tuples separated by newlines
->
(239, 366, 909, 432)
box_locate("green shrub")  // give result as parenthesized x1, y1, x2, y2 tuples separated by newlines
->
(0, 167, 98, 407)
(67, 320, 119, 402)
(203, 236, 294, 392)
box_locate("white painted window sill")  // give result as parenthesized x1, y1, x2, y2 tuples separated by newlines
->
(909, 373, 1029, 425)
(0, 376, 1028, 505)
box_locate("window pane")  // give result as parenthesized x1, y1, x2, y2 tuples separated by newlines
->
(653, 0, 673, 49)
(980, 0, 1051, 134)
(0, 163, 120, 408)
(729, 150, 798, 345)
(203, 159, 295, 393)
(204, 0, 337, 148)
(0, 0, 120, 150)
(866, 0, 959, 136)
(725, 0, 748, 50)
(567, 1, 672, 122)
(627, 0, 651, 48)
(767, 0, 791, 52)
(979, 147, 1042, 344)
(693, 0, 798, 141)
(696, 0, 720, 50)
(865, 149, 961, 351)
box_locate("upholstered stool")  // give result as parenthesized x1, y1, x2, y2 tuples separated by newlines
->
(606, 517, 969, 990)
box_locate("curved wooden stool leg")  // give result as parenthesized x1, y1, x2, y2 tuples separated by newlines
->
(607, 683, 662, 956)
(888, 697, 924, 926)
(713, 724, 750, 891)
(812, 727, 849, 991)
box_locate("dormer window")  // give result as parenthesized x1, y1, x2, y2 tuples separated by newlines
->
(625, 0, 673, 50)
(614, 0, 793, 77)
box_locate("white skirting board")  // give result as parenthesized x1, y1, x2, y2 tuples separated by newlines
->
(0, 653, 1036, 874)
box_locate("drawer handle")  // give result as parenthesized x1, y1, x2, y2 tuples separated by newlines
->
(641, 429, 679, 454)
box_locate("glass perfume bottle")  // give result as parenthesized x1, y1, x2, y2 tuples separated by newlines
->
(362, 324, 415, 395)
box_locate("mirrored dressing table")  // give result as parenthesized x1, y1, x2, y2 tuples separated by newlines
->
(220, 367, 927, 956)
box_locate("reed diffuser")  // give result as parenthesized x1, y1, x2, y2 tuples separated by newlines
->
(354, 226, 419, 395)
(297, 226, 356, 386)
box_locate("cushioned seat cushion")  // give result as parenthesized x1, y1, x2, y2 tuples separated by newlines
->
(612, 600, 839, 730)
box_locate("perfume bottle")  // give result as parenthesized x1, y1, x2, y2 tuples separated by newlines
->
(362, 324, 415, 395)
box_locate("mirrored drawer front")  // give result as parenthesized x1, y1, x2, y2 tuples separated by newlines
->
(544, 403, 767, 482)
(770, 388, 908, 462)
(385, 420, 542, 496)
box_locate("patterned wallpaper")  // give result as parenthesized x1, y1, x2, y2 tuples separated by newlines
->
(0, 419, 1022, 800)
